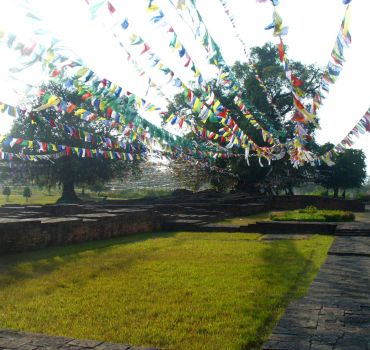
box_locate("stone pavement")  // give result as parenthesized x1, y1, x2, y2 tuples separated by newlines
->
(262, 236, 370, 350)
(0, 329, 158, 350)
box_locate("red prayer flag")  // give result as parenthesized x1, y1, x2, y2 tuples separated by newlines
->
(293, 96, 304, 110)
(140, 43, 150, 55)
(51, 69, 60, 77)
(107, 1, 115, 14)
(184, 55, 191, 67)
(291, 75, 303, 87)
(67, 103, 76, 113)
(292, 110, 305, 122)
(278, 38, 284, 62)
(82, 93, 92, 101)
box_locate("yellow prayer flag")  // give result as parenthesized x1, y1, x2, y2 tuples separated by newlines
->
(343, 5, 352, 36)
(166, 114, 175, 123)
(147, 4, 159, 12)
(74, 109, 86, 116)
(76, 67, 89, 78)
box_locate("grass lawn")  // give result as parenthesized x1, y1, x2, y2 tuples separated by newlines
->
(0, 188, 61, 205)
(217, 212, 272, 225)
(0, 232, 333, 350)
(270, 207, 355, 222)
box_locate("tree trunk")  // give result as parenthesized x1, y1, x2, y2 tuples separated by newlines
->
(342, 189, 346, 199)
(287, 185, 294, 195)
(333, 187, 339, 198)
(57, 180, 82, 203)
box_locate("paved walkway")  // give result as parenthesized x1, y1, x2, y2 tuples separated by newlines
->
(0, 329, 158, 350)
(262, 236, 370, 350)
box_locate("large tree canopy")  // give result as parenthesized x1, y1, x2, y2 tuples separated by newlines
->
(4, 81, 144, 202)
(166, 43, 322, 193)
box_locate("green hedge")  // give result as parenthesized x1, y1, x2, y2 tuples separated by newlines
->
(270, 206, 355, 222)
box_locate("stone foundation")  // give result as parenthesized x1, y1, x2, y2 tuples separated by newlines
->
(0, 329, 158, 350)
(0, 194, 365, 255)
(0, 209, 161, 255)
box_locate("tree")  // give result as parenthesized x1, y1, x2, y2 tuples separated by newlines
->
(166, 43, 321, 193)
(169, 159, 214, 192)
(2, 186, 11, 201)
(89, 182, 106, 197)
(317, 149, 367, 198)
(5, 81, 144, 203)
(22, 186, 32, 202)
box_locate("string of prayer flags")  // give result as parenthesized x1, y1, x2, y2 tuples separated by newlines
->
(0, 149, 63, 162)
(259, 0, 322, 166)
(0, 101, 22, 117)
(316, 3, 352, 108)
(155, 0, 281, 147)
(178, 0, 283, 140)
(92, 0, 259, 152)
(218, 0, 284, 120)
(333, 107, 370, 151)
(1, 136, 146, 161)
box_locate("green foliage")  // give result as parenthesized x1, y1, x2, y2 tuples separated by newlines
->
(2, 186, 11, 200)
(166, 43, 321, 193)
(169, 160, 212, 192)
(0, 232, 333, 350)
(0, 186, 60, 205)
(271, 207, 355, 222)
(22, 186, 32, 201)
(5, 82, 143, 202)
(316, 148, 367, 197)
(358, 193, 370, 201)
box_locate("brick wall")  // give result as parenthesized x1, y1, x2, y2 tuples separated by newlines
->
(0, 209, 161, 255)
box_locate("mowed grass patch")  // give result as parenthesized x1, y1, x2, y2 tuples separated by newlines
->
(0, 232, 333, 350)
(218, 212, 272, 225)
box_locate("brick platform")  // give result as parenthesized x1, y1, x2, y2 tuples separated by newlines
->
(0, 329, 158, 350)
(262, 236, 370, 350)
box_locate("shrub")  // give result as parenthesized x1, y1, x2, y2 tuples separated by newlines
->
(2, 186, 11, 201)
(23, 187, 32, 202)
(270, 207, 355, 222)
(298, 205, 318, 213)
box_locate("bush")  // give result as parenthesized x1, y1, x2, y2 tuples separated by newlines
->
(23, 187, 32, 202)
(270, 206, 355, 222)
(2, 186, 11, 201)
(357, 193, 370, 201)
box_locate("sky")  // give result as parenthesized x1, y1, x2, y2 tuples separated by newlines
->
(0, 0, 369, 172)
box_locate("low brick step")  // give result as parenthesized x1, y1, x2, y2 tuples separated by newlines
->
(185, 224, 242, 232)
(0, 329, 158, 350)
(249, 221, 337, 234)
(334, 230, 370, 236)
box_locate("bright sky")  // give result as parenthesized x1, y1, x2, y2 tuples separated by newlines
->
(0, 0, 369, 172)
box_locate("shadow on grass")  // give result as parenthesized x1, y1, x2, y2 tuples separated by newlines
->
(242, 237, 322, 350)
(0, 231, 178, 288)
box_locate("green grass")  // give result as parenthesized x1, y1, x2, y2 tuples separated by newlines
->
(0, 192, 61, 205)
(217, 212, 272, 225)
(0, 187, 174, 205)
(271, 207, 355, 222)
(0, 232, 333, 350)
